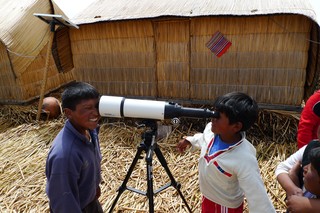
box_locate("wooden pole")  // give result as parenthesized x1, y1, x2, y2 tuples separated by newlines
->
(36, 31, 54, 121)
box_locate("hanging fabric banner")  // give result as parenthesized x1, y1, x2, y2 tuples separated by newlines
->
(206, 31, 232, 58)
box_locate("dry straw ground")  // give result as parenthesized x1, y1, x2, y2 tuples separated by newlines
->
(0, 105, 299, 212)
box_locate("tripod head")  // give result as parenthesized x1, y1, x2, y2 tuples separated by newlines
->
(138, 120, 158, 147)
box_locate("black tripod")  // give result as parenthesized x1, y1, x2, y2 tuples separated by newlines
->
(109, 120, 192, 213)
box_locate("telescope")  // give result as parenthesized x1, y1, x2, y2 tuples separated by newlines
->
(102, 95, 206, 212)
(99, 95, 219, 120)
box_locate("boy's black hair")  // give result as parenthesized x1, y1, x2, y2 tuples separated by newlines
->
(61, 82, 100, 111)
(213, 92, 258, 131)
(296, 140, 320, 188)
(302, 140, 320, 167)
(309, 146, 320, 176)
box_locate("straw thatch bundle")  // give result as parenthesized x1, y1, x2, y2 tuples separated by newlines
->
(0, 105, 299, 212)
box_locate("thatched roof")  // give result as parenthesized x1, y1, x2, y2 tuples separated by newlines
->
(52, 0, 319, 26)
(0, 0, 52, 76)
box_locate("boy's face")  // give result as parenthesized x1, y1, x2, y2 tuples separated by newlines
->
(303, 163, 320, 196)
(210, 112, 242, 142)
(65, 98, 100, 135)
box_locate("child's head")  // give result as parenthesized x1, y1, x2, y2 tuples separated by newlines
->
(62, 82, 100, 111)
(41, 97, 61, 120)
(303, 147, 320, 196)
(213, 92, 258, 131)
(62, 82, 100, 133)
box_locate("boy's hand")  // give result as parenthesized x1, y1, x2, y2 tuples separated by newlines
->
(286, 195, 308, 213)
(177, 137, 191, 153)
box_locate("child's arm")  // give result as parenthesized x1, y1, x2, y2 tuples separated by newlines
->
(277, 172, 303, 197)
(286, 195, 320, 213)
(177, 138, 191, 153)
(234, 143, 276, 212)
(275, 146, 306, 196)
(238, 158, 276, 212)
(176, 122, 213, 152)
(288, 160, 302, 187)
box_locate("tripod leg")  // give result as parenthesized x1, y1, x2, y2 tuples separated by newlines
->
(146, 146, 155, 213)
(109, 145, 144, 213)
(154, 146, 193, 213)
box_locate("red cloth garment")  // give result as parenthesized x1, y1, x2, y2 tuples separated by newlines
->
(201, 196, 243, 213)
(297, 90, 320, 148)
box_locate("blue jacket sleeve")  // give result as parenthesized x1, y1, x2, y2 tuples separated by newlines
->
(47, 158, 81, 213)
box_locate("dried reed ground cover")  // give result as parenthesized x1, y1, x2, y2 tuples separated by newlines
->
(0, 105, 299, 212)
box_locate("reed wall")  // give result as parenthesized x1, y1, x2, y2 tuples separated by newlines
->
(70, 20, 156, 98)
(69, 14, 312, 107)
(0, 14, 315, 107)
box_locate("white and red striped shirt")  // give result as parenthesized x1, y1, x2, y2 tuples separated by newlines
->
(186, 122, 275, 213)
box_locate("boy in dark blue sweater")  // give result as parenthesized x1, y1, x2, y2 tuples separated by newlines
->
(45, 82, 103, 213)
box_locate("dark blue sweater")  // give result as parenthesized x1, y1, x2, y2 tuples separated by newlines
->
(46, 120, 102, 213)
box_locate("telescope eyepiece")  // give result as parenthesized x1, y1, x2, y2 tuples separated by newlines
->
(212, 111, 220, 119)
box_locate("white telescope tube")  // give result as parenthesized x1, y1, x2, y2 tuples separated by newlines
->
(99, 95, 219, 120)
(99, 96, 167, 120)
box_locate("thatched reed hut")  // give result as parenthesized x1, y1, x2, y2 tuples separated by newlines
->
(0, 0, 74, 104)
(0, 0, 319, 110)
